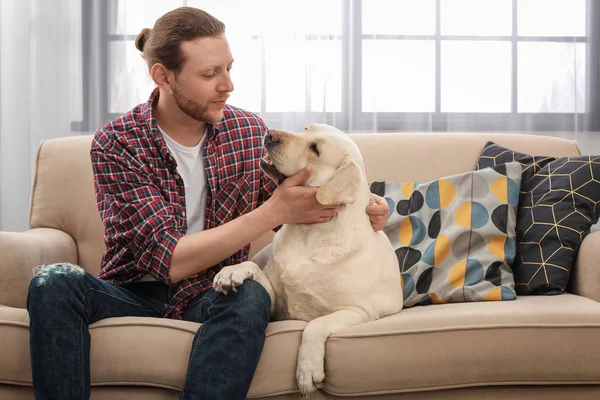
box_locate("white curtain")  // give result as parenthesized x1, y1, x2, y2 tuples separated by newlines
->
(0, 0, 595, 232)
(0, 0, 83, 232)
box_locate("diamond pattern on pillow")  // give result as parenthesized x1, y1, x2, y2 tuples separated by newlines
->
(477, 142, 600, 295)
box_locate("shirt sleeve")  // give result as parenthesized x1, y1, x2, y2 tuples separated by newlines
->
(91, 136, 183, 284)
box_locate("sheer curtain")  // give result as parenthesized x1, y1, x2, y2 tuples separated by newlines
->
(0, 0, 596, 232)
(110, 0, 592, 133)
(0, 0, 83, 232)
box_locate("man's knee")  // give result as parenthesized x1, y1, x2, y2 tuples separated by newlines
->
(228, 280, 271, 321)
(28, 263, 87, 308)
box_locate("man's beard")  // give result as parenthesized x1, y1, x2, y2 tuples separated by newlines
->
(171, 81, 223, 124)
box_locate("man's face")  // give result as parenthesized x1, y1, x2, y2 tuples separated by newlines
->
(170, 34, 234, 124)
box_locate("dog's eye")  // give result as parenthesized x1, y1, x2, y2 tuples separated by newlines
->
(309, 142, 320, 156)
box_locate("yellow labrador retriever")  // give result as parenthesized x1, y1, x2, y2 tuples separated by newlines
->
(213, 123, 403, 395)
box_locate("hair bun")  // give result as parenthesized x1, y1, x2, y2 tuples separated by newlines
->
(135, 28, 152, 52)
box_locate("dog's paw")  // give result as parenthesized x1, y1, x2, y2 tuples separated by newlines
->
(212, 263, 255, 294)
(296, 359, 325, 397)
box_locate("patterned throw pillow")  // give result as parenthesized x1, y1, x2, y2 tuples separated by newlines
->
(370, 163, 522, 307)
(477, 142, 600, 295)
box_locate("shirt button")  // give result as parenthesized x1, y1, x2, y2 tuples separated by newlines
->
(182, 211, 186, 218)
(175, 173, 180, 180)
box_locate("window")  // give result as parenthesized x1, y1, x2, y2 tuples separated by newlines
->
(76, 0, 597, 133)
(357, 0, 589, 131)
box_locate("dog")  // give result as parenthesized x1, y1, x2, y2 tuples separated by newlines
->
(213, 123, 403, 396)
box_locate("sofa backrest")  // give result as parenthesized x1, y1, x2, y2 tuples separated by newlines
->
(30, 136, 105, 274)
(29, 132, 582, 274)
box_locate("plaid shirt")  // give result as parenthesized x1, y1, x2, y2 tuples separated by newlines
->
(91, 89, 277, 320)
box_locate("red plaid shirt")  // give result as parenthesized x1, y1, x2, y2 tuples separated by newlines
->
(91, 89, 277, 320)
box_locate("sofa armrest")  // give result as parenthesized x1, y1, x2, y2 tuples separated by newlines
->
(0, 228, 77, 308)
(569, 229, 600, 302)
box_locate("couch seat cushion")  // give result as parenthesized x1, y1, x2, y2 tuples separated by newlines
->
(0, 305, 307, 398)
(323, 294, 600, 396)
(3, 295, 600, 398)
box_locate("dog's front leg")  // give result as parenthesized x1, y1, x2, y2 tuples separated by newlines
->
(212, 261, 277, 316)
(296, 310, 366, 397)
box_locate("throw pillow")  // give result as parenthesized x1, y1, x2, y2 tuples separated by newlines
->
(370, 163, 522, 307)
(477, 142, 600, 295)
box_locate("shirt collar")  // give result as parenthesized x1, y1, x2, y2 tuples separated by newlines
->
(141, 88, 175, 170)
(141, 88, 225, 168)
(142, 87, 225, 144)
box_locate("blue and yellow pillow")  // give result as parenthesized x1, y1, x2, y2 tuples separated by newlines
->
(370, 163, 522, 307)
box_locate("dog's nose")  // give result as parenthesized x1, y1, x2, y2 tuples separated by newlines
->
(266, 129, 281, 143)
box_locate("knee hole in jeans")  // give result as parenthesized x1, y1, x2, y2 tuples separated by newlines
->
(29, 263, 86, 295)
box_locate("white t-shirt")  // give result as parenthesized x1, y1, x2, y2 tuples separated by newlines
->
(158, 125, 208, 235)
(139, 126, 208, 282)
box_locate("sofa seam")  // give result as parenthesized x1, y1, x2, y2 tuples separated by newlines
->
(329, 323, 600, 338)
(3, 379, 599, 398)
(572, 140, 584, 156)
(322, 380, 600, 397)
(2, 321, 600, 335)
(28, 140, 45, 229)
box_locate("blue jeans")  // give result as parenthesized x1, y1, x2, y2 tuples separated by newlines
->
(27, 263, 270, 400)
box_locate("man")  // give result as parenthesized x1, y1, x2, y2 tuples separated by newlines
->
(27, 7, 390, 400)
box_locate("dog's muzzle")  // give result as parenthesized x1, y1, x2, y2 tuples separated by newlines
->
(261, 132, 287, 184)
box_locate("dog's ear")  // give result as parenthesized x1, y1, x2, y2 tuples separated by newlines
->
(316, 156, 362, 205)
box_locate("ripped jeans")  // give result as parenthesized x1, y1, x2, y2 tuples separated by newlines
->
(27, 263, 271, 400)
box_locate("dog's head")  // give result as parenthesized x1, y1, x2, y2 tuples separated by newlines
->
(261, 123, 365, 205)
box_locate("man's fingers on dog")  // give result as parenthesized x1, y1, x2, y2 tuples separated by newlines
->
(321, 205, 339, 217)
(322, 208, 338, 218)
(282, 164, 312, 187)
(370, 193, 387, 205)
(366, 204, 387, 215)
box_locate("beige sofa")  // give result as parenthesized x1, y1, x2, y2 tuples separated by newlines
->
(1, 132, 600, 400)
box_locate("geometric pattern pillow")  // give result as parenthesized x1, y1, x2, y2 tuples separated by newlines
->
(477, 142, 600, 295)
(477, 141, 558, 182)
(370, 163, 522, 307)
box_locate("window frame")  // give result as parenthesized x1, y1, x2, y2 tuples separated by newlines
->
(74, 0, 599, 133)
(350, 0, 591, 132)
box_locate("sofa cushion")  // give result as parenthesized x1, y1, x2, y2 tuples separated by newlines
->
(3, 296, 600, 397)
(0, 305, 306, 398)
(370, 163, 522, 307)
(323, 294, 600, 396)
(476, 142, 600, 295)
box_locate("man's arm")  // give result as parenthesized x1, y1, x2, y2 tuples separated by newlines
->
(258, 158, 391, 234)
(92, 139, 337, 284)
(169, 165, 338, 282)
(169, 205, 276, 282)
(92, 139, 182, 284)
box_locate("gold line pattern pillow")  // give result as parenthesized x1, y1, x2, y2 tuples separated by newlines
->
(477, 142, 600, 295)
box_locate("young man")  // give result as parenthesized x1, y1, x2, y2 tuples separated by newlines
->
(27, 7, 389, 400)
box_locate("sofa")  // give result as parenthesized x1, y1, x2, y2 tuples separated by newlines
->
(1, 131, 599, 400)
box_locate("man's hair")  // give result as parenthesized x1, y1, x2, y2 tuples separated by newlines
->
(135, 7, 225, 73)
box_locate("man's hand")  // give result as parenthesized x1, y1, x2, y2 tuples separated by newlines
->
(366, 194, 389, 232)
(265, 165, 340, 226)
